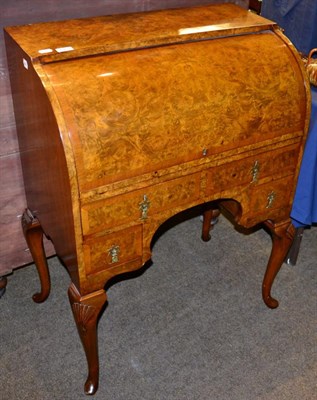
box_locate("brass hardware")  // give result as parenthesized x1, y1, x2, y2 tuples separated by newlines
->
(266, 191, 276, 208)
(251, 160, 260, 183)
(108, 245, 120, 263)
(139, 194, 150, 220)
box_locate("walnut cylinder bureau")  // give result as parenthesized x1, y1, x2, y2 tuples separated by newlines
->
(4, 4, 311, 395)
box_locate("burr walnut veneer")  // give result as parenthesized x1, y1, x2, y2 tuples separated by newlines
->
(4, 4, 310, 395)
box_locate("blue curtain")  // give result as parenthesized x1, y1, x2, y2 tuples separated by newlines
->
(261, 0, 317, 55)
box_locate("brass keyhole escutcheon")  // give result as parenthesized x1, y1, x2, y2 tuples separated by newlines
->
(139, 194, 150, 221)
(266, 191, 276, 208)
(251, 160, 260, 183)
(108, 245, 120, 264)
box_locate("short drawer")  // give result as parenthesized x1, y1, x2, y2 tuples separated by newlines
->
(81, 173, 201, 235)
(205, 144, 299, 195)
(249, 174, 294, 213)
(83, 225, 143, 276)
(236, 174, 295, 227)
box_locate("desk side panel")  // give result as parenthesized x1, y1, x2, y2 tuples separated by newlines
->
(4, 32, 79, 285)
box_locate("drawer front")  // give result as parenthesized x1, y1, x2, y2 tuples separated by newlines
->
(81, 173, 201, 235)
(205, 145, 299, 195)
(249, 175, 294, 214)
(222, 175, 295, 228)
(83, 225, 143, 276)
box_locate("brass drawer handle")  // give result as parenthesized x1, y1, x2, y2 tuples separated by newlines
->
(139, 194, 150, 220)
(266, 191, 276, 208)
(108, 245, 120, 264)
(251, 160, 260, 183)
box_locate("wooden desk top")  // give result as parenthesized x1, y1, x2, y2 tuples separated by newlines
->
(5, 4, 275, 63)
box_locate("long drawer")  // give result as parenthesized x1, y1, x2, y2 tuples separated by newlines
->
(81, 173, 201, 235)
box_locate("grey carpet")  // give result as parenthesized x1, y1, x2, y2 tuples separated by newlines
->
(1, 213, 316, 400)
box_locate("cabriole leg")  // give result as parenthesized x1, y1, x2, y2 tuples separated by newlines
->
(68, 283, 107, 395)
(21, 209, 51, 303)
(262, 219, 295, 309)
(201, 208, 220, 242)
